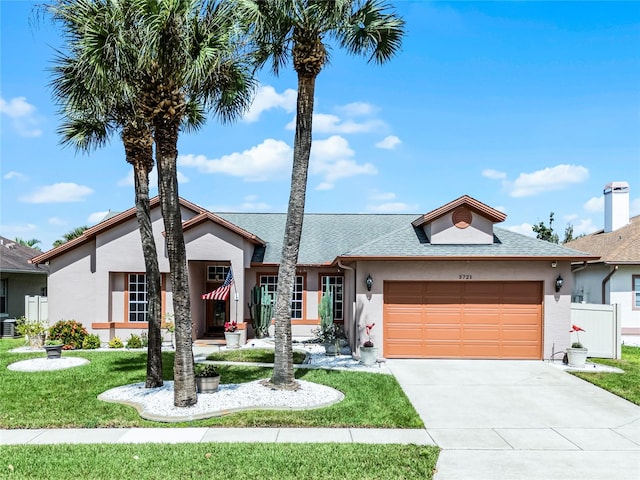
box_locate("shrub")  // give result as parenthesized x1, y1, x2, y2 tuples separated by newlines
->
(48, 320, 88, 350)
(108, 337, 124, 349)
(194, 363, 219, 377)
(140, 331, 149, 347)
(126, 334, 143, 349)
(82, 334, 101, 350)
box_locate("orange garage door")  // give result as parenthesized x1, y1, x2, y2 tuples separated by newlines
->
(383, 281, 542, 359)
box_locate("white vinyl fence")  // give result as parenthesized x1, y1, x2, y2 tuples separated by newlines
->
(570, 303, 621, 359)
(25, 295, 48, 324)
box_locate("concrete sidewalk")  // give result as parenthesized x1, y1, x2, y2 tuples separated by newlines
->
(387, 359, 640, 480)
(0, 427, 434, 446)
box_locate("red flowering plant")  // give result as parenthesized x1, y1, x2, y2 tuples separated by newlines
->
(224, 321, 237, 333)
(363, 323, 375, 348)
(569, 324, 586, 349)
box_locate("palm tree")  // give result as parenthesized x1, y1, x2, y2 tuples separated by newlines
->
(237, 0, 405, 389)
(47, 0, 164, 388)
(52, 225, 89, 248)
(14, 238, 42, 250)
(126, 0, 255, 406)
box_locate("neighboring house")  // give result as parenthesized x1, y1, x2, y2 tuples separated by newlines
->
(31, 195, 595, 359)
(565, 181, 640, 346)
(0, 236, 49, 320)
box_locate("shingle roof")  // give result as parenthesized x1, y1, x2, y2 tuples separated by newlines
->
(0, 236, 49, 274)
(218, 212, 596, 265)
(564, 215, 640, 264)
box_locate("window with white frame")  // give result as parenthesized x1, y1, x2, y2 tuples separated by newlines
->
(128, 274, 148, 322)
(259, 274, 304, 319)
(207, 265, 230, 282)
(320, 275, 344, 321)
(634, 275, 640, 310)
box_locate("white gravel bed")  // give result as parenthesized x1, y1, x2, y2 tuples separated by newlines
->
(8, 357, 89, 372)
(99, 379, 344, 422)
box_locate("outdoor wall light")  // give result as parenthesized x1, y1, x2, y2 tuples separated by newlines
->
(551, 261, 557, 268)
(555, 274, 564, 293)
(366, 274, 374, 292)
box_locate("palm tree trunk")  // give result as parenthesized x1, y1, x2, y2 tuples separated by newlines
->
(132, 162, 164, 388)
(268, 73, 316, 389)
(155, 122, 197, 407)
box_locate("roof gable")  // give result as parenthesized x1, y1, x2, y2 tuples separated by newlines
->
(412, 195, 506, 227)
(0, 236, 49, 274)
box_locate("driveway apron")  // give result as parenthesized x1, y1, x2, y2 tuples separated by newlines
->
(387, 359, 640, 480)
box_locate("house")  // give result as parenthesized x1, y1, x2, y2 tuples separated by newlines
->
(0, 236, 49, 325)
(31, 195, 596, 359)
(565, 181, 640, 346)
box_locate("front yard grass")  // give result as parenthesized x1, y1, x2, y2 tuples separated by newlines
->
(0, 339, 423, 429)
(572, 345, 640, 405)
(3, 443, 440, 480)
(206, 347, 307, 364)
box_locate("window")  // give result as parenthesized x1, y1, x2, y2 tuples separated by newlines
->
(208, 265, 230, 282)
(260, 274, 304, 319)
(128, 274, 147, 322)
(0, 279, 7, 314)
(320, 275, 344, 321)
(634, 276, 640, 310)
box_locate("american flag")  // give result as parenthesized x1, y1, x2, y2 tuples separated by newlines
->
(201, 269, 233, 301)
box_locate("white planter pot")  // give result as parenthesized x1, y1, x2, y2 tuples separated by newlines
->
(359, 346, 377, 366)
(196, 375, 220, 394)
(566, 347, 588, 368)
(224, 332, 241, 349)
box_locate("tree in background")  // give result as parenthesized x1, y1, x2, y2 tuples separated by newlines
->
(14, 238, 41, 250)
(532, 212, 559, 244)
(52, 225, 89, 248)
(237, 0, 405, 389)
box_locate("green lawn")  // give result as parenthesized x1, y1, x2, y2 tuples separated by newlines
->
(206, 348, 308, 364)
(572, 345, 640, 405)
(2, 443, 439, 479)
(0, 338, 423, 429)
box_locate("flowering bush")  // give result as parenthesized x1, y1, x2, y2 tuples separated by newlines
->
(224, 321, 237, 333)
(569, 324, 586, 349)
(363, 323, 375, 348)
(48, 319, 88, 350)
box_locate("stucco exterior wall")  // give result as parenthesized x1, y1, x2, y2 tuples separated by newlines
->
(428, 212, 493, 244)
(351, 259, 573, 359)
(0, 271, 47, 319)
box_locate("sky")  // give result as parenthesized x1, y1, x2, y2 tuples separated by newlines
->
(1, 0, 639, 251)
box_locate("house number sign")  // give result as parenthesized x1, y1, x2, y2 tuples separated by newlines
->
(458, 275, 472, 279)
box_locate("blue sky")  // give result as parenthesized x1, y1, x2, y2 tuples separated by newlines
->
(1, 1, 639, 251)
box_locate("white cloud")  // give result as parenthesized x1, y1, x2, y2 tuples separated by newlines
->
(117, 167, 189, 189)
(243, 85, 296, 123)
(0, 223, 37, 235)
(178, 139, 292, 182)
(375, 135, 401, 150)
(583, 195, 604, 213)
(507, 164, 589, 197)
(335, 102, 378, 117)
(370, 191, 397, 201)
(494, 205, 506, 213)
(367, 202, 419, 213)
(482, 169, 507, 180)
(287, 113, 384, 134)
(310, 135, 377, 190)
(572, 218, 598, 236)
(48, 217, 67, 226)
(0, 96, 42, 137)
(19, 183, 93, 203)
(3, 171, 27, 181)
(505, 223, 536, 237)
(208, 195, 272, 212)
(631, 198, 640, 217)
(87, 211, 111, 224)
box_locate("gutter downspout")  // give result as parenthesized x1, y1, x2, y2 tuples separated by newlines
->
(571, 261, 588, 273)
(337, 259, 357, 352)
(601, 265, 618, 304)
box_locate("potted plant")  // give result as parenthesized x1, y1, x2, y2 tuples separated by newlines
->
(44, 339, 63, 359)
(224, 321, 241, 349)
(194, 363, 220, 393)
(566, 324, 588, 367)
(161, 314, 175, 349)
(16, 317, 46, 349)
(359, 323, 377, 365)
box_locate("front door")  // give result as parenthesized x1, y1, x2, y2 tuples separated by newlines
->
(204, 280, 230, 337)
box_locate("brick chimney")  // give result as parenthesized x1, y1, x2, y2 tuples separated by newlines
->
(603, 181, 629, 233)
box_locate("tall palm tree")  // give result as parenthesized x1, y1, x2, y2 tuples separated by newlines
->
(52, 225, 89, 248)
(128, 0, 255, 406)
(14, 238, 42, 250)
(47, 0, 165, 387)
(237, 0, 405, 389)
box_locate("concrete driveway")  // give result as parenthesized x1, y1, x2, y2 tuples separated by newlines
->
(387, 359, 640, 480)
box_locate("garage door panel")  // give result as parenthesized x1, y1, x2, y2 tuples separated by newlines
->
(384, 281, 542, 359)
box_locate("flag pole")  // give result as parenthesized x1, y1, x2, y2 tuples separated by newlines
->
(231, 265, 239, 323)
